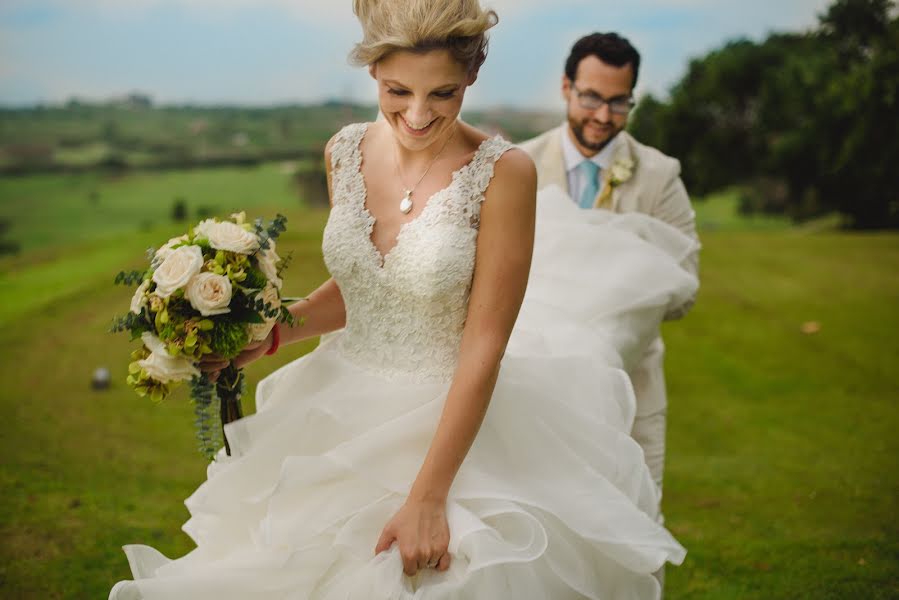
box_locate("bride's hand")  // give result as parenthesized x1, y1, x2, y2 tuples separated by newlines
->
(198, 338, 272, 381)
(374, 497, 451, 576)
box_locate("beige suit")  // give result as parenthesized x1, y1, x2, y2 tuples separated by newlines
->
(521, 124, 699, 497)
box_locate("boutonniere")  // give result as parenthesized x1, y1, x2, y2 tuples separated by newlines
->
(594, 155, 636, 208)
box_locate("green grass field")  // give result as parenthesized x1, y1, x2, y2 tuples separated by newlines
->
(1, 170, 897, 599)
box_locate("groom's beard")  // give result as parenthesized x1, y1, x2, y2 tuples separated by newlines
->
(568, 116, 623, 154)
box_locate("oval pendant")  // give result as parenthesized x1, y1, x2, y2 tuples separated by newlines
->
(399, 193, 413, 214)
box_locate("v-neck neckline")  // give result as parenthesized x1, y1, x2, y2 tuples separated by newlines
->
(354, 123, 494, 269)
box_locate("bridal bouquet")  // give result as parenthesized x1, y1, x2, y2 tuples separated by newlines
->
(112, 212, 297, 459)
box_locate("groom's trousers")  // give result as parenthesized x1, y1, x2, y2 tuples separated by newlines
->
(628, 336, 668, 595)
(629, 336, 668, 502)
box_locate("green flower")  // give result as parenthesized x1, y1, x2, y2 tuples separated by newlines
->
(209, 320, 249, 360)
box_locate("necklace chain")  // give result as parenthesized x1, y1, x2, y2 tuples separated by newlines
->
(394, 124, 457, 214)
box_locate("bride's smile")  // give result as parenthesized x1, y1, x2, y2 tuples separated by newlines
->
(371, 48, 475, 152)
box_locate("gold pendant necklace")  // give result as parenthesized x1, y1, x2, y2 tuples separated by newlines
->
(395, 124, 457, 214)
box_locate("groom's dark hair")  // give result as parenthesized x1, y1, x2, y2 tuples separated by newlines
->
(565, 32, 641, 90)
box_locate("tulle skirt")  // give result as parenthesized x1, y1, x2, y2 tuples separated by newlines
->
(110, 186, 699, 600)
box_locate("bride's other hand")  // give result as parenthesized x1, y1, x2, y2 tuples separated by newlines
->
(232, 338, 272, 369)
(198, 337, 272, 381)
(374, 496, 451, 576)
(197, 354, 229, 381)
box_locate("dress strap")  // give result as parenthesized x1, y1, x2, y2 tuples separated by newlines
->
(459, 135, 514, 229)
(328, 123, 368, 208)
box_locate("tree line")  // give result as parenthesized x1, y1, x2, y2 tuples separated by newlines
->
(630, 0, 898, 229)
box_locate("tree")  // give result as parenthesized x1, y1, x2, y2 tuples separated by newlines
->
(171, 197, 188, 222)
(629, 0, 899, 228)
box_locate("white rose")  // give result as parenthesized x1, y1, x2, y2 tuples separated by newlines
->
(138, 332, 200, 384)
(142, 332, 167, 354)
(130, 279, 151, 314)
(153, 234, 189, 267)
(611, 163, 632, 183)
(193, 218, 217, 240)
(247, 283, 282, 341)
(256, 241, 282, 289)
(152, 245, 203, 298)
(618, 157, 635, 170)
(185, 272, 233, 316)
(205, 221, 259, 254)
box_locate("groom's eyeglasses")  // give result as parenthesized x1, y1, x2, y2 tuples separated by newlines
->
(571, 84, 635, 115)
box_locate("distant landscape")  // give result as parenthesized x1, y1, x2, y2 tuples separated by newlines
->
(0, 99, 559, 175)
(1, 2, 896, 597)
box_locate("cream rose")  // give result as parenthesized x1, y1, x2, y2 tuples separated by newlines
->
(130, 279, 151, 314)
(153, 234, 189, 267)
(611, 163, 633, 183)
(256, 241, 282, 289)
(247, 283, 282, 341)
(193, 218, 217, 240)
(185, 272, 233, 316)
(152, 245, 203, 298)
(205, 221, 259, 254)
(139, 332, 200, 383)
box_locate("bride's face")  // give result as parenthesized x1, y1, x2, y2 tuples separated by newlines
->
(371, 49, 475, 152)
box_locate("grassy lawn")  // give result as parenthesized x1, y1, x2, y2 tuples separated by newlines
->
(1, 175, 897, 598)
(0, 161, 309, 253)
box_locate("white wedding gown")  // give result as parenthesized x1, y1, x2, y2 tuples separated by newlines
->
(110, 123, 698, 600)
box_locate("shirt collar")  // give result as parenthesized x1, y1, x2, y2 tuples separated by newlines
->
(561, 124, 619, 173)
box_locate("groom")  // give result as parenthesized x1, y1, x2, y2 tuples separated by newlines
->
(521, 32, 699, 512)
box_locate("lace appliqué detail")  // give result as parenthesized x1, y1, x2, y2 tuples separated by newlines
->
(321, 123, 513, 383)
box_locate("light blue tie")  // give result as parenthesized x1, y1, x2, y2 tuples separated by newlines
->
(577, 160, 600, 209)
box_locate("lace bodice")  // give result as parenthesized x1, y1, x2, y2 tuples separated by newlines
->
(322, 123, 513, 382)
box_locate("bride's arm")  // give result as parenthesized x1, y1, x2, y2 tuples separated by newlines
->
(273, 135, 348, 347)
(276, 279, 345, 347)
(214, 136, 347, 369)
(374, 148, 537, 575)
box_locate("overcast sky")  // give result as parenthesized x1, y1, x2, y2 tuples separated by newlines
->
(0, 0, 832, 110)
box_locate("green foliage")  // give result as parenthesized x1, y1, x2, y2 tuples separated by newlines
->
(243, 265, 268, 290)
(208, 320, 250, 360)
(109, 312, 151, 339)
(629, 0, 899, 228)
(114, 270, 146, 286)
(253, 213, 288, 251)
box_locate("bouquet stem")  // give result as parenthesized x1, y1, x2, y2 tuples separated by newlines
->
(216, 364, 245, 456)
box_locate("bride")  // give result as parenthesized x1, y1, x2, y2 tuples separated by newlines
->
(110, 1, 697, 598)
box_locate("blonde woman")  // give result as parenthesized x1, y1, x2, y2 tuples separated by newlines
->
(110, 1, 696, 598)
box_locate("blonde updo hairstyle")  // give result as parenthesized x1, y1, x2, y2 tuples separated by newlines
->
(350, 0, 498, 73)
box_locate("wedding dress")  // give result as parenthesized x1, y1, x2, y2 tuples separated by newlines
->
(110, 123, 698, 600)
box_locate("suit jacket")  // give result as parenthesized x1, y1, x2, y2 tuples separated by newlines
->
(521, 125, 699, 318)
